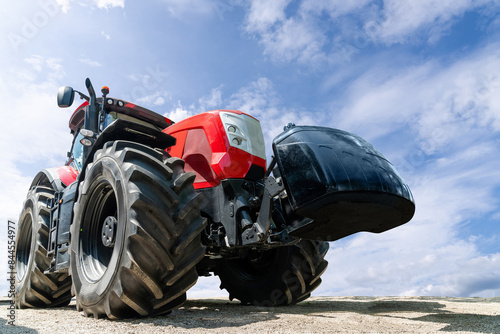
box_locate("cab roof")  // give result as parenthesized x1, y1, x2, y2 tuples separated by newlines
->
(68, 98, 174, 134)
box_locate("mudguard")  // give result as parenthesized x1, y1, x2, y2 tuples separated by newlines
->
(29, 166, 78, 192)
(273, 126, 415, 242)
(78, 118, 176, 182)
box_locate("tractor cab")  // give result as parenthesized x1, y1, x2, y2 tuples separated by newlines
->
(63, 84, 174, 172)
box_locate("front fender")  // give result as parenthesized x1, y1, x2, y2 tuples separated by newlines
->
(79, 119, 176, 183)
(29, 166, 79, 193)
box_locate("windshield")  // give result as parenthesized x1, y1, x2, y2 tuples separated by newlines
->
(71, 132, 84, 171)
(68, 112, 117, 172)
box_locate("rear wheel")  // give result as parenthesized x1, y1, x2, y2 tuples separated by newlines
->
(70, 141, 206, 319)
(15, 186, 72, 308)
(215, 240, 329, 306)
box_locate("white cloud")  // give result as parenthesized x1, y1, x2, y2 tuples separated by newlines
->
(316, 163, 500, 297)
(120, 67, 169, 105)
(0, 56, 73, 296)
(245, 0, 291, 32)
(153, 96, 165, 105)
(127, 73, 142, 82)
(333, 42, 500, 148)
(300, 0, 372, 18)
(198, 86, 223, 110)
(56, 0, 124, 12)
(260, 17, 326, 64)
(160, 0, 221, 18)
(244, 1, 327, 65)
(0, 57, 69, 171)
(78, 58, 103, 67)
(24, 56, 63, 74)
(93, 0, 125, 10)
(227, 77, 325, 158)
(56, 0, 70, 13)
(101, 30, 111, 40)
(135, 90, 170, 107)
(312, 40, 500, 298)
(369, 0, 499, 45)
(243, 0, 500, 64)
(46, 57, 63, 72)
(24, 55, 44, 71)
(188, 275, 228, 298)
(411, 254, 500, 297)
(163, 86, 223, 123)
(164, 77, 323, 157)
(131, 0, 246, 20)
(164, 103, 196, 123)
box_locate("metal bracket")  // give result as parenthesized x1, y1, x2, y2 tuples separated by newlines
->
(241, 177, 284, 245)
(264, 176, 284, 197)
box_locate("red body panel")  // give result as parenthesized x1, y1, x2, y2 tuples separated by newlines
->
(67, 102, 264, 189)
(164, 110, 267, 189)
(56, 166, 79, 186)
(69, 101, 87, 134)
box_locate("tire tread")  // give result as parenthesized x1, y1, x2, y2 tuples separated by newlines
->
(72, 141, 206, 319)
(15, 187, 73, 309)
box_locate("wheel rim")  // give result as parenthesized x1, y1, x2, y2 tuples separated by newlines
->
(80, 179, 118, 282)
(16, 212, 33, 282)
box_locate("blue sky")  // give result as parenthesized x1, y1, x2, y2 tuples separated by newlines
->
(0, 0, 499, 298)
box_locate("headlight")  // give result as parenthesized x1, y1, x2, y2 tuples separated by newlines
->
(220, 111, 266, 160)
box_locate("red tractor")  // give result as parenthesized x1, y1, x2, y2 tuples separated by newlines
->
(15, 78, 415, 318)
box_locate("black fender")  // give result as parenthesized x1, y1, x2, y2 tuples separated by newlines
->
(78, 118, 176, 182)
(28, 119, 175, 201)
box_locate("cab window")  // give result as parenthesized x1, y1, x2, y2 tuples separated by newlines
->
(69, 132, 84, 171)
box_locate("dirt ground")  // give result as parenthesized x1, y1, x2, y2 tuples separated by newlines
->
(1, 296, 499, 333)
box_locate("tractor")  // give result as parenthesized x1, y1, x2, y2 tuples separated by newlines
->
(14, 78, 415, 318)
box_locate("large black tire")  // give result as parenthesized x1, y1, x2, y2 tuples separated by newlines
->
(70, 141, 206, 319)
(15, 186, 73, 308)
(215, 240, 329, 306)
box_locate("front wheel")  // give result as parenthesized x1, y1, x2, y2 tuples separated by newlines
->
(215, 240, 329, 306)
(15, 186, 72, 308)
(70, 141, 206, 319)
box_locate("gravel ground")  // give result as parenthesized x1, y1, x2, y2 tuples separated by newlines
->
(1, 296, 499, 333)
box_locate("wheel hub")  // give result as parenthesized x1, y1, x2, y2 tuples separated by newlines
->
(102, 216, 117, 247)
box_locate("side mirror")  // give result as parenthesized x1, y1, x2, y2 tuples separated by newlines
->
(57, 86, 75, 108)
